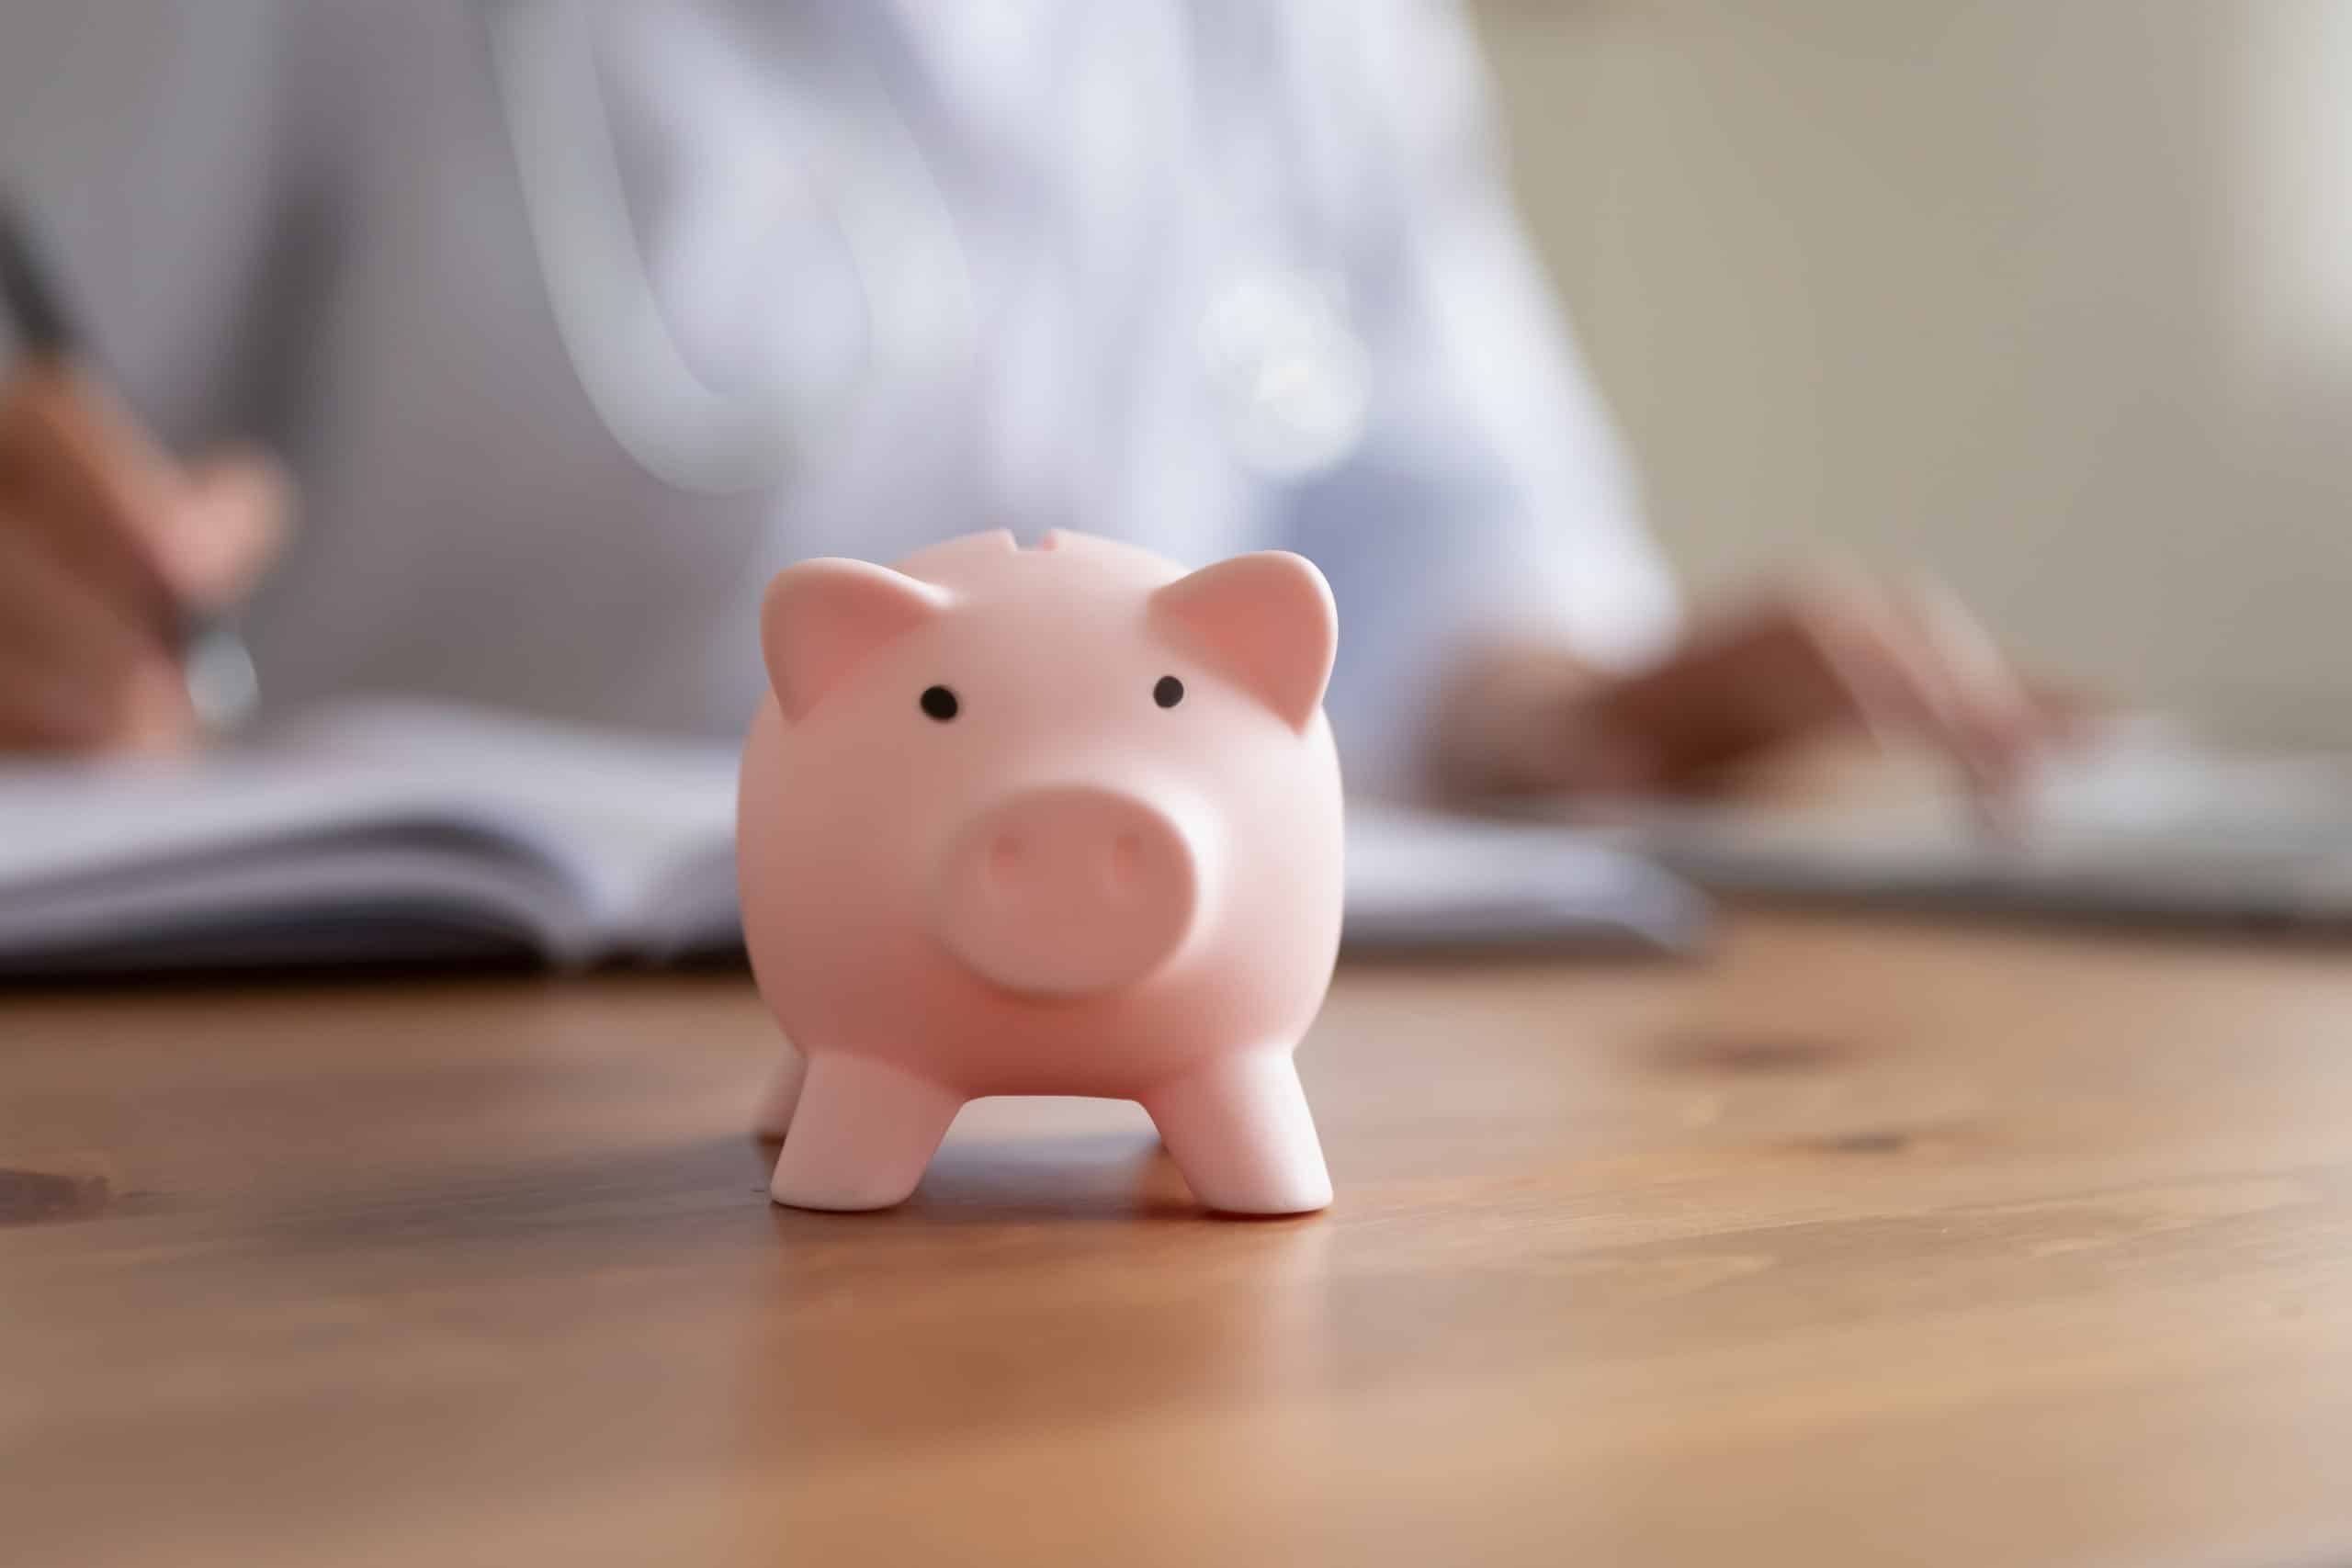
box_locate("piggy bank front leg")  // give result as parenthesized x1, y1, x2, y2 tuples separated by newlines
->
(768, 1055, 965, 1212)
(1143, 1052, 1331, 1215)
(750, 1046, 808, 1140)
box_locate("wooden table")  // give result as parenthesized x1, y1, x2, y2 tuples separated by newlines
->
(6, 912, 2352, 1566)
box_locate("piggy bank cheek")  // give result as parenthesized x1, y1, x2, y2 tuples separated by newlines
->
(1162, 686, 1347, 1015)
(758, 698, 972, 905)
(1143, 676, 1306, 787)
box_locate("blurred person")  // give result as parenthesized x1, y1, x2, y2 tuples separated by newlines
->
(0, 2, 2075, 802)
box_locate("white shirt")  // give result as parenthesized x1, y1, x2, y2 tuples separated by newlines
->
(1, 0, 1677, 795)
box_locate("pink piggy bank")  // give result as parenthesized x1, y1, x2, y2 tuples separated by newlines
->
(737, 528, 1344, 1214)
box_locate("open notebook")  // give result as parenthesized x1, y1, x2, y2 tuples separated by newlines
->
(0, 701, 1702, 976)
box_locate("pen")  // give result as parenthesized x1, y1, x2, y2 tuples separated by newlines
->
(0, 193, 261, 735)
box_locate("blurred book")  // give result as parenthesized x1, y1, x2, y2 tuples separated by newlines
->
(0, 700, 1702, 977)
(0, 701, 745, 975)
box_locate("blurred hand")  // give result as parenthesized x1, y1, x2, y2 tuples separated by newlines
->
(0, 363, 288, 752)
(1438, 571, 2089, 807)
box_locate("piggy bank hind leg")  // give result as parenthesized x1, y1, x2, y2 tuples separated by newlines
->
(1143, 1052, 1331, 1215)
(768, 1054, 965, 1212)
(750, 1046, 808, 1140)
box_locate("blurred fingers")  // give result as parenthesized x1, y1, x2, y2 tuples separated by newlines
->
(1792, 574, 2030, 806)
(0, 510, 190, 750)
(168, 447, 291, 607)
(1894, 576, 2046, 779)
(0, 363, 182, 622)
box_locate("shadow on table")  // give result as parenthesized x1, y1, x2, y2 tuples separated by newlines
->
(760, 1128, 1270, 1226)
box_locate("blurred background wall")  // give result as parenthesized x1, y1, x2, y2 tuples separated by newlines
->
(1469, 0, 2352, 745)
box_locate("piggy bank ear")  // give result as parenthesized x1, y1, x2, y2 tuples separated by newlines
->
(1149, 551, 1337, 733)
(762, 558, 951, 721)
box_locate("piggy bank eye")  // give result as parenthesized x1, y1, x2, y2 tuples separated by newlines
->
(1153, 675, 1184, 709)
(920, 685, 960, 722)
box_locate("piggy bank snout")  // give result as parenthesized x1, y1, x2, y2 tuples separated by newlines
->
(933, 786, 1200, 998)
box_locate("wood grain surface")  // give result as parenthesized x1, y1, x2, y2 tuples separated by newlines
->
(6, 912, 2351, 1566)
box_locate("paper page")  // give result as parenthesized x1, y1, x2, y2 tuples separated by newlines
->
(263, 698, 741, 941)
